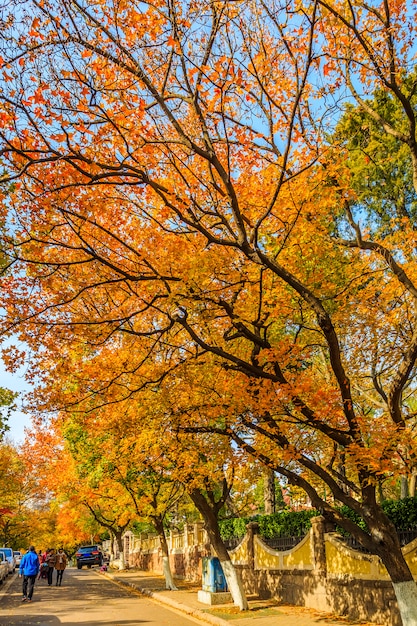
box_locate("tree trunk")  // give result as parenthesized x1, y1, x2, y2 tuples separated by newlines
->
(401, 476, 409, 499)
(392, 582, 417, 626)
(189, 490, 248, 610)
(264, 469, 276, 515)
(204, 519, 248, 610)
(153, 517, 178, 590)
(109, 531, 115, 559)
(367, 512, 417, 626)
(409, 472, 417, 498)
(114, 531, 125, 569)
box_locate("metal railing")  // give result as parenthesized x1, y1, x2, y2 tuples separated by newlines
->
(261, 535, 306, 551)
(223, 537, 244, 550)
(340, 527, 417, 554)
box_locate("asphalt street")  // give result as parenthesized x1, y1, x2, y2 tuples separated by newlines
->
(0, 567, 205, 626)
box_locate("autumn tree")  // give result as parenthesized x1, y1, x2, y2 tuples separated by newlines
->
(63, 412, 182, 583)
(0, 441, 33, 547)
(22, 421, 104, 551)
(1, 0, 417, 622)
(55, 384, 251, 604)
(54, 422, 134, 568)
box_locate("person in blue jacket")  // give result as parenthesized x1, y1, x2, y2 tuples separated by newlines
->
(19, 546, 40, 602)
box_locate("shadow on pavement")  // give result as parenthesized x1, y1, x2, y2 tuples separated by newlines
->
(0, 617, 61, 626)
(0, 618, 150, 626)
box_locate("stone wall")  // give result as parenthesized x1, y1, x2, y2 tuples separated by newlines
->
(238, 567, 400, 626)
(122, 518, 414, 625)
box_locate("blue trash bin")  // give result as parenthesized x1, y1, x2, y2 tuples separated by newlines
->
(201, 557, 228, 592)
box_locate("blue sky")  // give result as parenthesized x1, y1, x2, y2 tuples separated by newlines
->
(0, 340, 32, 444)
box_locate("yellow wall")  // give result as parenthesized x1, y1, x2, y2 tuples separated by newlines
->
(325, 535, 378, 579)
(229, 530, 417, 581)
(230, 532, 314, 571)
(229, 535, 250, 565)
(283, 534, 313, 570)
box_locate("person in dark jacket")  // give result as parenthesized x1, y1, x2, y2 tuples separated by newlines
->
(46, 548, 56, 586)
(19, 546, 40, 602)
(54, 548, 67, 586)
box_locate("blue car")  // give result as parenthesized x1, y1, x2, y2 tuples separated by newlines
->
(75, 545, 103, 569)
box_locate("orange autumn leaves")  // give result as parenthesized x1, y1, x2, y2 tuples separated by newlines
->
(0, 0, 416, 522)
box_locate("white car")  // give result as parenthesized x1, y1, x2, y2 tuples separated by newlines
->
(0, 551, 10, 583)
(13, 551, 22, 566)
(0, 548, 16, 574)
(0, 552, 10, 581)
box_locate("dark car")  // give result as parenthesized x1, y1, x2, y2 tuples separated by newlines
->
(75, 545, 103, 569)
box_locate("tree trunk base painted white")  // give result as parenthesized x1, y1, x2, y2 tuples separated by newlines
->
(162, 556, 178, 590)
(393, 581, 417, 626)
(221, 560, 249, 611)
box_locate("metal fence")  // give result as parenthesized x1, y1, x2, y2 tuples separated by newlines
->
(224, 526, 417, 555)
(341, 527, 417, 554)
(223, 532, 307, 551)
(223, 537, 244, 550)
(261, 535, 306, 550)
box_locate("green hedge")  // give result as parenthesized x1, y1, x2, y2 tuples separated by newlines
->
(219, 509, 319, 540)
(257, 509, 319, 538)
(382, 497, 417, 529)
(219, 496, 417, 541)
(219, 516, 250, 540)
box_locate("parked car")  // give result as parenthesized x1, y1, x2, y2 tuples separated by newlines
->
(0, 548, 15, 574)
(13, 551, 22, 566)
(0, 552, 9, 583)
(75, 545, 103, 569)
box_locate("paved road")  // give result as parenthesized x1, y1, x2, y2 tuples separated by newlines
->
(0, 567, 204, 625)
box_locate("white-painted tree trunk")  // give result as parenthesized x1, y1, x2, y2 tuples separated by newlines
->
(118, 551, 125, 570)
(162, 556, 178, 590)
(221, 560, 249, 610)
(393, 581, 417, 626)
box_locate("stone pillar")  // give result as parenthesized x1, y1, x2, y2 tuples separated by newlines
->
(246, 522, 259, 571)
(193, 522, 202, 545)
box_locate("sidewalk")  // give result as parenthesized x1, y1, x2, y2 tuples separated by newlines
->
(98, 568, 382, 626)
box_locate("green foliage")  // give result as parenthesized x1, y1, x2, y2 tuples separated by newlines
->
(132, 520, 160, 535)
(219, 509, 319, 540)
(333, 76, 417, 232)
(253, 476, 286, 514)
(382, 497, 417, 529)
(338, 497, 417, 535)
(336, 505, 369, 535)
(257, 510, 320, 538)
(219, 516, 251, 540)
(219, 496, 417, 541)
(0, 387, 18, 440)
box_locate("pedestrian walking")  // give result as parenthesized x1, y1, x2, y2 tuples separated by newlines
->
(38, 549, 48, 580)
(46, 548, 56, 586)
(19, 546, 40, 602)
(54, 548, 67, 586)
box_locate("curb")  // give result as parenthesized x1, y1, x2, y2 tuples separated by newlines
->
(98, 571, 230, 626)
